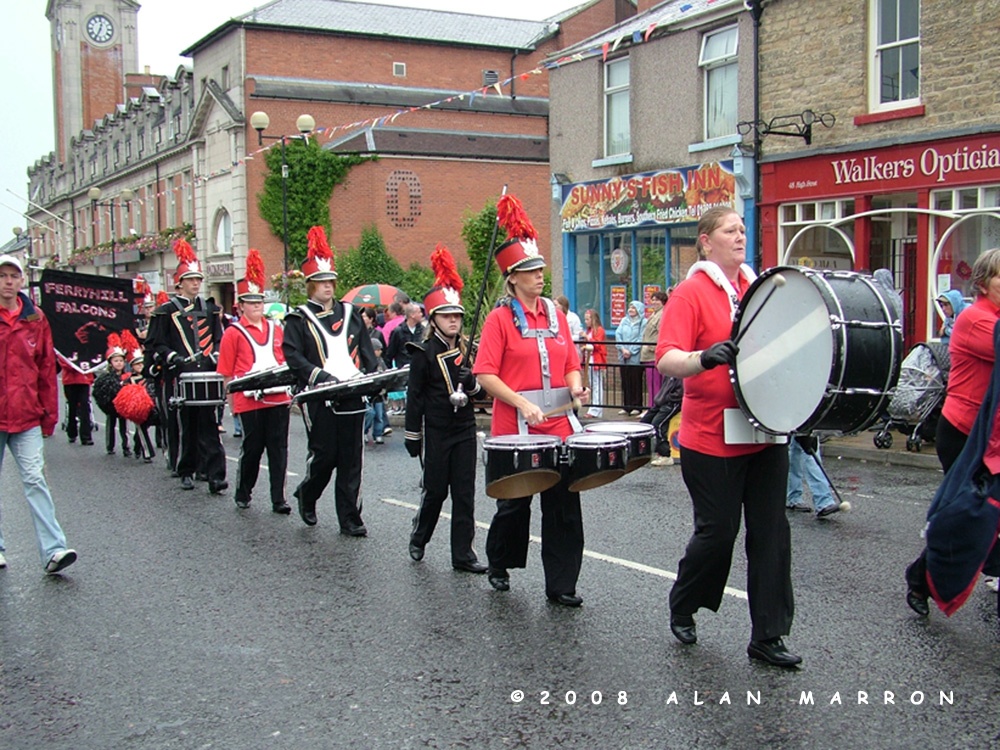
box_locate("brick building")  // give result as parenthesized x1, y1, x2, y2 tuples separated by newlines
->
(753, 0, 1000, 346)
(27, 0, 635, 309)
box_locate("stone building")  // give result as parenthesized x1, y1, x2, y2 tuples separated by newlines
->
(27, 0, 635, 309)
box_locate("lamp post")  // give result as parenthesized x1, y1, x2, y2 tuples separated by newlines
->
(88, 186, 134, 278)
(249, 111, 316, 302)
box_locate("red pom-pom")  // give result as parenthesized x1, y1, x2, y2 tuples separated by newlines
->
(430, 244, 463, 293)
(497, 194, 538, 242)
(114, 383, 154, 424)
(307, 226, 333, 262)
(173, 238, 197, 264)
(245, 249, 266, 290)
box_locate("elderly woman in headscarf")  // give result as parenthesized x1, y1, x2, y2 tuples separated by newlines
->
(937, 289, 968, 344)
(615, 300, 646, 415)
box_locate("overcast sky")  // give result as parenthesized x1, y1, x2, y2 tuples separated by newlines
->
(0, 0, 584, 232)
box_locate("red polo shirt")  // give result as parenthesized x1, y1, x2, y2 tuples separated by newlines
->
(942, 296, 1000, 435)
(473, 299, 581, 438)
(216, 316, 290, 414)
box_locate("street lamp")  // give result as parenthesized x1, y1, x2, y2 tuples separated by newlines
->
(88, 186, 134, 278)
(249, 111, 316, 301)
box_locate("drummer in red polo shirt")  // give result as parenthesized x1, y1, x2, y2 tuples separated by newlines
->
(472, 194, 590, 607)
(216, 250, 292, 514)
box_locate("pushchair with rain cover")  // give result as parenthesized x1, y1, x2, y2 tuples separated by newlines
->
(641, 376, 683, 457)
(872, 341, 950, 452)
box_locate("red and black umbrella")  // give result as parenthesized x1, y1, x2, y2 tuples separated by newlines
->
(341, 284, 407, 307)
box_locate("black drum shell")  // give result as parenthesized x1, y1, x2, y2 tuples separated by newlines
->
(483, 435, 561, 500)
(584, 422, 654, 473)
(565, 433, 627, 492)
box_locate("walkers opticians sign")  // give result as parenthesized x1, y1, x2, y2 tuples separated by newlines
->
(559, 161, 736, 233)
(764, 133, 1000, 202)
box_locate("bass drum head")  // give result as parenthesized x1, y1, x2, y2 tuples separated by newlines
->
(732, 267, 834, 434)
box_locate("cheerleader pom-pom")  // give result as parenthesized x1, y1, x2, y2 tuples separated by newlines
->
(839, 500, 852, 513)
(113, 383, 154, 424)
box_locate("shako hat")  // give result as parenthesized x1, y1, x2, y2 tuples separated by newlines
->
(121, 329, 143, 366)
(105, 332, 126, 361)
(172, 239, 204, 284)
(423, 244, 464, 316)
(237, 249, 267, 302)
(302, 226, 337, 281)
(494, 194, 545, 276)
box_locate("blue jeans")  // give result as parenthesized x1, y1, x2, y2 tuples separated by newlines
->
(0, 427, 69, 565)
(364, 400, 386, 438)
(786, 440, 835, 512)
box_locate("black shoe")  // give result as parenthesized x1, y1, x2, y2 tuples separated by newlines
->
(81, 439, 93, 446)
(180, 475, 195, 490)
(340, 523, 368, 537)
(817, 503, 842, 518)
(454, 559, 489, 574)
(272, 501, 292, 515)
(235, 498, 250, 509)
(906, 589, 930, 616)
(670, 613, 697, 645)
(122, 449, 132, 458)
(209, 480, 228, 495)
(68, 436, 76, 444)
(487, 568, 510, 591)
(107, 449, 115, 455)
(170, 469, 180, 478)
(409, 542, 425, 561)
(143, 456, 153, 464)
(297, 495, 317, 526)
(547, 592, 583, 607)
(196, 472, 208, 482)
(747, 637, 802, 668)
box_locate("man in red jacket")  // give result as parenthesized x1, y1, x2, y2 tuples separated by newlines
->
(0, 254, 77, 574)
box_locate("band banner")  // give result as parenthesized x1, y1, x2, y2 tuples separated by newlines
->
(39, 269, 137, 374)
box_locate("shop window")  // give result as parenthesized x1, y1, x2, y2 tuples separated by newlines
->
(699, 26, 738, 140)
(869, 0, 920, 111)
(604, 58, 630, 158)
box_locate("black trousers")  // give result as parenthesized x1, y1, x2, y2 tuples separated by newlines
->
(161, 380, 180, 472)
(294, 402, 365, 528)
(485, 473, 584, 597)
(235, 406, 290, 506)
(670, 444, 793, 642)
(907, 415, 970, 597)
(132, 424, 155, 460)
(621, 365, 644, 412)
(105, 412, 130, 453)
(64, 383, 93, 442)
(177, 405, 226, 482)
(411, 424, 478, 564)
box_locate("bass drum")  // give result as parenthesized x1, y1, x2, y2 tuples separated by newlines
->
(731, 266, 902, 435)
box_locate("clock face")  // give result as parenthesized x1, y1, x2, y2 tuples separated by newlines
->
(86, 14, 114, 45)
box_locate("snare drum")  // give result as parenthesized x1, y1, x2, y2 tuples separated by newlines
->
(732, 266, 902, 435)
(585, 422, 654, 472)
(564, 433, 627, 492)
(177, 372, 225, 406)
(483, 435, 561, 499)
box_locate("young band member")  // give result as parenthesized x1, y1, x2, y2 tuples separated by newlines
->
(145, 240, 228, 494)
(115, 330, 156, 463)
(94, 333, 130, 456)
(217, 250, 292, 514)
(472, 195, 590, 606)
(404, 245, 487, 572)
(282, 226, 378, 533)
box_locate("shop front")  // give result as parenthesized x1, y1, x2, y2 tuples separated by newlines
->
(558, 160, 740, 327)
(759, 131, 1000, 347)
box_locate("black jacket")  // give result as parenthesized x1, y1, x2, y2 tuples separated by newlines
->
(385, 322, 426, 369)
(404, 330, 480, 439)
(145, 295, 224, 376)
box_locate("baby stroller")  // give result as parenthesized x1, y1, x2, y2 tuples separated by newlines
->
(872, 341, 950, 452)
(641, 376, 683, 457)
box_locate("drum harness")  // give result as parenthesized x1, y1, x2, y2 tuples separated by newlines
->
(230, 321, 288, 401)
(507, 297, 583, 436)
(297, 303, 367, 416)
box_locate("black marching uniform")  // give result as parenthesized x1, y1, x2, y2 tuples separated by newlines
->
(145, 294, 227, 487)
(282, 300, 378, 530)
(404, 331, 482, 566)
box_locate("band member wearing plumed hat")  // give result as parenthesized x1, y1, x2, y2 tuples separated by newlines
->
(403, 245, 486, 572)
(282, 226, 378, 533)
(94, 332, 130, 456)
(217, 250, 292, 514)
(145, 239, 228, 493)
(472, 194, 591, 606)
(114, 330, 157, 463)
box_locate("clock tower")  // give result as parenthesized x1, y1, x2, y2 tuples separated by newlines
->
(47, 0, 140, 163)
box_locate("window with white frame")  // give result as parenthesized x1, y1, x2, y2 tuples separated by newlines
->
(699, 26, 738, 141)
(870, 0, 920, 109)
(604, 57, 630, 157)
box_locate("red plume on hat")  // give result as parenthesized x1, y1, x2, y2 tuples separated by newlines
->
(424, 244, 465, 316)
(237, 249, 267, 301)
(302, 226, 337, 281)
(494, 194, 545, 276)
(156, 290, 170, 306)
(120, 329, 143, 365)
(173, 238, 203, 284)
(105, 332, 126, 361)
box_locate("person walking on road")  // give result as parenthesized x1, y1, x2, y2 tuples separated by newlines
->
(0, 254, 77, 574)
(786, 436, 840, 517)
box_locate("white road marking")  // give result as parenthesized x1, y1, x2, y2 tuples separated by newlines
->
(379, 497, 748, 600)
(225, 455, 299, 477)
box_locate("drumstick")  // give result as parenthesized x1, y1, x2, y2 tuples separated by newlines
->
(540, 398, 582, 420)
(733, 273, 786, 347)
